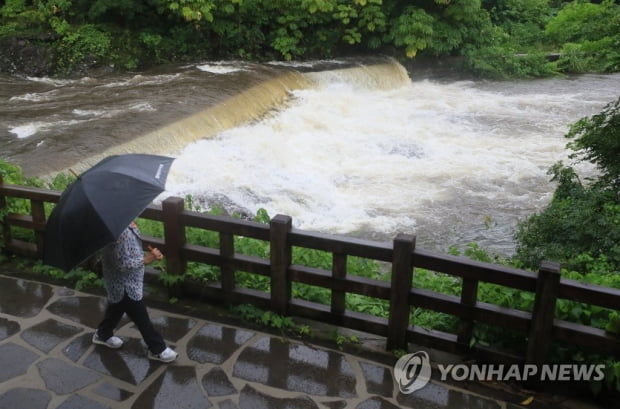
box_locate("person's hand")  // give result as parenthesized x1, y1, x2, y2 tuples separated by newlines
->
(144, 245, 164, 264)
(148, 246, 163, 260)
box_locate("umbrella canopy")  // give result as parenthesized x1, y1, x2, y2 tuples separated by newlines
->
(43, 154, 175, 272)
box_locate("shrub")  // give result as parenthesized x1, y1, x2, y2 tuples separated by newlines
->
(514, 97, 620, 272)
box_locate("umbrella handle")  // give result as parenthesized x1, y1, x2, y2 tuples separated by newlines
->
(69, 168, 78, 178)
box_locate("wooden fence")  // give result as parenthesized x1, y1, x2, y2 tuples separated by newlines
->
(1, 175, 619, 366)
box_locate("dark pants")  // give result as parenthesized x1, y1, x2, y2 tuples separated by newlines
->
(96, 293, 166, 354)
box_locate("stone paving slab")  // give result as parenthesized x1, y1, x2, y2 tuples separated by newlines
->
(0, 273, 609, 409)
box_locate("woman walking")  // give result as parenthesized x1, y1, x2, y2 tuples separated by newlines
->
(92, 221, 178, 363)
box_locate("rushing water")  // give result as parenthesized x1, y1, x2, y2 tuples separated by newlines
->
(1, 59, 619, 255)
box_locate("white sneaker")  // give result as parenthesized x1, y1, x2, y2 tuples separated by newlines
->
(92, 333, 124, 349)
(148, 347, 178, 363)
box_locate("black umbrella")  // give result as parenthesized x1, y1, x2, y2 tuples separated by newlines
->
(43, 154, 175, 272)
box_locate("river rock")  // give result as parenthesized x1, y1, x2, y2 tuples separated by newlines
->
(0, 35, 57, 76)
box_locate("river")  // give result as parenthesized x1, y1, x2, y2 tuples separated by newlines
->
(1, 58, 618, 255)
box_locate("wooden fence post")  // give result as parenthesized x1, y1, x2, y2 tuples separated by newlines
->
(387, 233, 415, 350)
(31, 200, 46, 258)
(270, 214, 292, 316)
(526, 260, 561, 365)
(457, 278, 479, 347)
(162, 197, 186, 296)
(0, 174, 4, 207)
(0, 175, 7, 253)
(331, 253, 347, 322)
(220, 231, 235, 306)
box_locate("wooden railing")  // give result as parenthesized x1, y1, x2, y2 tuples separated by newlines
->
(1, 175, 619, 366)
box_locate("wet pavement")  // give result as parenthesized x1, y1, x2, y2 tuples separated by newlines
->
(0, 272, 607, 409)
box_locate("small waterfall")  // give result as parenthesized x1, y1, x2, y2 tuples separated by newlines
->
(68, 70, 311, 174)
(63, 58, 411, 175)
(304, 59, 412, 89)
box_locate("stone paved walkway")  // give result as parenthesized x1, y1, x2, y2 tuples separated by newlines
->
(0, 272, 607, 409)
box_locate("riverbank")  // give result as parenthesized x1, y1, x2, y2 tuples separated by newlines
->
(0, 34, 465, 81)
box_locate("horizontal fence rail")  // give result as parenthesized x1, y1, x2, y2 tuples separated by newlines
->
(1, 175, 619, 365)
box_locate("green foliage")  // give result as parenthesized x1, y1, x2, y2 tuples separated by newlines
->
(84, 0, 151, 23)
(0, 159, 25, 185)
(514, 97, 620, 271)
(580, 36, 620, 73)
(606, 312, 620, 335)
(555, 42, 595, 74)
(32, 262, 103, 290)
(481, 0, 551, 61)
(543, 0, 620, 74)
(253, 208, 270, 224)
(385, 7, 434, 58)
(469, 0, 620, 77)
(48, 171, 76, 191)
(514, 177, 620, 271)
(0, 160, 48, 251)
(485, 0, 551, 28)
(36, 0, 73, 32)
(0, 0, 46, 34)
(54, 24, 112, 73)
(566, 97, 620, 190)
(139, 32, 164, 61)
(333, 331, 359, 349)
(1, 0, 619, 76)
(158, 270, 185, 287)
(602, 361, 620, 395)
(1, 0, 27, 17)
(185, 262, 220, 282)
(555, 261, 620, 332)
(463, 35, 558, 79)
(348, 293, 389, 317)
(545, 0, 618, 44)
(231, 303, 307, 335)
